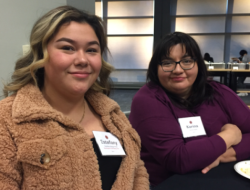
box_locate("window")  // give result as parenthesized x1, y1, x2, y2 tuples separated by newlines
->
(95, 0, 154, 83)
(169, 0, 250, 63)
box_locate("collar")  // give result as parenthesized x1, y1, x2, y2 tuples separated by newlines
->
(12, 84, 120, 131)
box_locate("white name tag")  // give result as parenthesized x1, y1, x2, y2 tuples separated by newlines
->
(208, 66, 214, 69)
(233, 66, 238, 70)
(178, 116, 206, 138)
(93, 131, 126, 156)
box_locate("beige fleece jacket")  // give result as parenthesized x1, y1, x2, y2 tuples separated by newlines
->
(0, 84, 149, 190)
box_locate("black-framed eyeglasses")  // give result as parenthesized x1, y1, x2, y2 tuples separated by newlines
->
(159, 58, 196, 72)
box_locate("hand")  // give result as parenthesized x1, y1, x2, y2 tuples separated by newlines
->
(202, 157, 220, 174)
(231, 58, 240, 62)
(220, 147, 236, 163)
(217, 124, 242, 149)
(202, 147, 237, 174)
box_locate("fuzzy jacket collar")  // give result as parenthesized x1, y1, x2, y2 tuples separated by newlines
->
(12, 84, 121, 131)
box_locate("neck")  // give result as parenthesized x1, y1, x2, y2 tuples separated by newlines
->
(179, 94, 189, 99)
(42, 85, 86, 123)
(170, 89, 191, 100)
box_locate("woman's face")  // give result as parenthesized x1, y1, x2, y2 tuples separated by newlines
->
(157, 44, 198, 98)
(43, 21, 102, 98)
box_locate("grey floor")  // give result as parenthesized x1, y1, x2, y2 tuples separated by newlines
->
(109, 89, 138, 112)
(109, 87, 250, 112)
(240, 96, 250, 105)
(238, 83, 250, 105)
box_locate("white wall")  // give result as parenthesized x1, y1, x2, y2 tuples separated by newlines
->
(67, 0, 95, 14)
(0, 0, 67, 97)
(0, 0, 95, 98)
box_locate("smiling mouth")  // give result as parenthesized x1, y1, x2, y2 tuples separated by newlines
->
(70, 72, 90, 78)
(171, 77, 185, 81)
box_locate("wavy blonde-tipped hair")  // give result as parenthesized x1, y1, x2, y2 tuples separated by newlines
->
(3, 6, 114, 97)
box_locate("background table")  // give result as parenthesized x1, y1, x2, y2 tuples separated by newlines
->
(207, 69, 231, 86)
(152, 161, 250, 190)
(230, 69, 250, 92)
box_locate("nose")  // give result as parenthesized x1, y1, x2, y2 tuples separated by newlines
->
(173, 62, 184, 73)
(74, 50, 88, 66)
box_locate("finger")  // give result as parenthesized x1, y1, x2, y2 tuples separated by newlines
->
(202, 167, 210, 174)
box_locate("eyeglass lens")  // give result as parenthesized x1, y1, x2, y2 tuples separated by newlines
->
(161, 59, 195, 71)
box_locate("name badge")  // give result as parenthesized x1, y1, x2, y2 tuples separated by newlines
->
(208, 66, 214, 69)
(93, 131, 126, 156)
(178, 116, 206, 138)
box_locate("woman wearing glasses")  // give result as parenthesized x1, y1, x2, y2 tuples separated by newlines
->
(129, 32, 250, 187)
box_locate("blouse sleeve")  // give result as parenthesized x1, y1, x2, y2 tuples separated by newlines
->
(216, 84, 250, 160)
(130, 92, 227, 174)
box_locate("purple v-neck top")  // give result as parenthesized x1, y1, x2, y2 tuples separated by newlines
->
(129, 81, 250, 186)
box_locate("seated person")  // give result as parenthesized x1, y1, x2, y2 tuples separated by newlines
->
(232, 50, 250, 64)
(232, 50, 250, 96)
(239, 50, 250, 87)
(0, 6, 149, 190)
(129, 32, 250, 187)
(204, 52, 214, 63)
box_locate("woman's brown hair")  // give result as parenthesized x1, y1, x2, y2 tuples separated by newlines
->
(3, 6, 113, 97)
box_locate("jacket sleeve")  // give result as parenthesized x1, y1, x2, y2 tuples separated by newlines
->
(0, 119, 22, 189)
(116, 110, 149, 190)
(132, 159, 149, 190)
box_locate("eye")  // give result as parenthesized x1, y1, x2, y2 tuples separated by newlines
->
(87, 48, 98, 53)
(61, 46, 74, 51)
(162, 60, 174, 66)
(182, 59, 193, 64)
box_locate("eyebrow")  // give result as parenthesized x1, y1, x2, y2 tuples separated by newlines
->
(164, 54, 191, 60)
(56, 37, 100, 46)
(182, 55, 191, 58)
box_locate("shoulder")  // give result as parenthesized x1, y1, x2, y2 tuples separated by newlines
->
(0, 95, 16, 120)
(209, 81, 248, 108)
(209, 81, 235, 96)
(86, 89, 120, 116)
(0, 95, 15, 108)
(0, 95, 16, 136)
(130, 82, 172, 122)
(242, 54, 250, 62)
(132, 82, 167, 105)
(244, 54, 250, 59)
(247, 54, 250, 61)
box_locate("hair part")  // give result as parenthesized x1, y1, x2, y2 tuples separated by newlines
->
(3, 6, 113, 97)
(147, 32, 214, 111)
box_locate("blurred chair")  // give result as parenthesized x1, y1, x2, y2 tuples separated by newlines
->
(123, 111, 130, 119)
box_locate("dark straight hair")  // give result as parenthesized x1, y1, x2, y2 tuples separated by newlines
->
(147, 32, 214, 111)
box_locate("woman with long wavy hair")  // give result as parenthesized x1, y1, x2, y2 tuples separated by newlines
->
(0, 6, 149, 190)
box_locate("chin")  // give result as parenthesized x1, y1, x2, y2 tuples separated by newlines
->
(68, 86, 88, 95)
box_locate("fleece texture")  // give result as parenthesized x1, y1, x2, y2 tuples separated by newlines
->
(0, 84, 149, 190)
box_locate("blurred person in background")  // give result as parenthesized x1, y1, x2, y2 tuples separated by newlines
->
(232, 50, 250, 96)
(204, 52, 214, 63)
